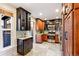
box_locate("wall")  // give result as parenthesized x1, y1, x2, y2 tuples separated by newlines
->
(0, 3, 16, 51)
(16, 31, 32, 38)
(31, 17, 36, 43)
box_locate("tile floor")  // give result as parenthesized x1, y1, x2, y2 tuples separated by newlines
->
(0, 42, 62, 56)
(26, 42, 62, 56)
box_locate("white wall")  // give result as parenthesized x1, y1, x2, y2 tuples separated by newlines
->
(31, 17, 36, 43)
(0, 3, 16, 51)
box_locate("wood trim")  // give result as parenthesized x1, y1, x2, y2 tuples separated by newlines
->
(0, 7, 13, 16)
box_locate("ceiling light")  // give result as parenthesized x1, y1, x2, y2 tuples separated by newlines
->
(39, 13, 43, 16)
(56, 17, 59, 19)
(44, 18, 47, 20)
(56, 9, 59, 12)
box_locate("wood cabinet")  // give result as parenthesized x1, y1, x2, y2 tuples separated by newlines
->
(16, 7, 31, 31)
(62, 3, 79, 56)
(17, 37, 33, 55)
(36, 34, 42, 43)
(55, 34, 59, 43)
(42, 34, 48, 41)
(36, 19, 45, 31)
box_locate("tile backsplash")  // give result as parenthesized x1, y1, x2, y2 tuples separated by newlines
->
(16, 31, 32, 38)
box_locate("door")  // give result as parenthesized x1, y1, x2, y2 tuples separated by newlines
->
(74, 9, 79, 55)
(74, 3, 79, 9)
(64, 11, 73, 56)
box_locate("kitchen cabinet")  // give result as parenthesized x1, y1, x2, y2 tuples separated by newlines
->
(16, 7, 31, 31)
(17, 37, 33, 55)
(42, 34, 48, 41)
(45, 20, 56, 42)
(62, 3, 79, 56)
(36, 19, 45, 31)
(36, 34, 42, 43)
(55, 34, 59, 43)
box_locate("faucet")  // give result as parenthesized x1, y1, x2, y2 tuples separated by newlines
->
(23, 33, 26, 37)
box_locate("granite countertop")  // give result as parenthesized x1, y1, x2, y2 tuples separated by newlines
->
(18, 36, 33, 40)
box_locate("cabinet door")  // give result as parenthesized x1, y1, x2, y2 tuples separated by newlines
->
(20, 9, 26, 30)
(28, 38, 33, 49)
(64, 11, 73, 56)
(16, 8, 21, 31)
(17, 7, 31, 31)
(27, 13, 31, 30)
(17, 39, 24, 55)
(74, 9, 79, 55)
(24, 38, 33, 54)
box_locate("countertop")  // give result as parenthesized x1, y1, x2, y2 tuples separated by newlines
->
(17, 36, 33, 40)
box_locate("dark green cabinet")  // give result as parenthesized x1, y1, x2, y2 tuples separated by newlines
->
(16, 7, 31, 31)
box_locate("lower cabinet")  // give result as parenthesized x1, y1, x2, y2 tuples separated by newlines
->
(36, 34, 42, 43)
(17, 37, 33, 55)
(42, 34, 48, 41)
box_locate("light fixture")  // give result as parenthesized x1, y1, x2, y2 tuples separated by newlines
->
(56, 9, 59, 12)
(44, 18, 47, 20)
(39, 13, 43, 16)
(56, 17, 59, 19)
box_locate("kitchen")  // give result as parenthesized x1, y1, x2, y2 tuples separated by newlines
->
(0, 3, 79, 56)
(0, 3, 62, 56)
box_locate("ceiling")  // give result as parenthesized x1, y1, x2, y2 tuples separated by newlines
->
(9, 3, 62, 20)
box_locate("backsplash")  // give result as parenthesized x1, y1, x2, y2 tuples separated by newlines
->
(16, 31, 32, 38)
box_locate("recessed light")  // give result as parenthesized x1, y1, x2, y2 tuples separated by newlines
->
(56, 17, 59, 19)
(56, 9, 59, 12)
(39, 13, 43, 16)
(44, 18, 47, 20)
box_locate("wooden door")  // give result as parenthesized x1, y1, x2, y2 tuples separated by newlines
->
(74, 3, 79, 9)
(62, 3, 73, 19)
(74, 9, 79, 55)
(64, 11, 73, 56)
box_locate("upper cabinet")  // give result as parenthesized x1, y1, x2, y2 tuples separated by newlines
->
(16, 7, 31, 31)
(36, 19, 45, 31)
